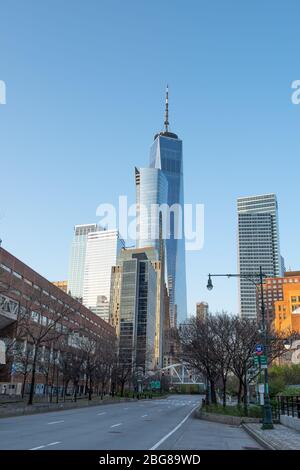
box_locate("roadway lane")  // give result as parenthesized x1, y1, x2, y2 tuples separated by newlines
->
(0, 395, 261, 450)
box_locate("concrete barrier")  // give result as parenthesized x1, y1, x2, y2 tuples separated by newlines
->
(195, 409, 260, 426)
(280, 414, 300, 432)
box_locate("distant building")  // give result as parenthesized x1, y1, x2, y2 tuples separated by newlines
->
(274, 279, 300, 333)
(163, 327, 181, 369)
(52, 280, 68, 294)
(110, 247, 159, 372)
(237, 194, 283, 319)
(196, 302, 209, 319)
(82, 229, 124, 322)
(93, 295, 110, 324)
(67, 224, 99, 300)
(257, 272, 300, 324)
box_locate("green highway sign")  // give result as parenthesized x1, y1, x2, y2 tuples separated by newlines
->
(150, 381, 161, 390)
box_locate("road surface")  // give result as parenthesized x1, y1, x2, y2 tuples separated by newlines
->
(0, 395, 261, 450)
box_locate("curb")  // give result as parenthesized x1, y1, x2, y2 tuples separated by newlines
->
(195, 409, 260, 426)
(242, 424, 276, 450)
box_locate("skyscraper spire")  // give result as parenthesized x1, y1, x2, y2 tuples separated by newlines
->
(164, 84, 169, 132)
(154, 85, 178, 140)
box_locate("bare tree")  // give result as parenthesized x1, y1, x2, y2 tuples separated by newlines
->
(11, 339, 35, 398)
(94, 341, 116, 398)
(16, 292, 72, 405)
(179, 316, 220, 404)
(227, 317, 260, 413)
(209, 313, 234, 407)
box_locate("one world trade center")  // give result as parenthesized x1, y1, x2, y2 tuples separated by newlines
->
(146, 87, 187, 326)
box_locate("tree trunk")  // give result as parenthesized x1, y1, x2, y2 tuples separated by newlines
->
(210, 380, 217, 404)
(28, 346, 38, 405)
(237, 379, 243, 405)
(243, 380, 248, 416)
(21, 373, 27, 399)
(222, 377, 227, 407)
(63, 379, 69, 402)
(74, 382, 78, 402)
(43, 374, 48, 396)
(85, 375, 88, 396)
(88, 375, 93, 401)
(50, 364, 55, 403)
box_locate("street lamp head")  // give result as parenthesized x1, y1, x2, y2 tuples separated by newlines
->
(284, 339, 291, 350)
(207, 275, 213, 291)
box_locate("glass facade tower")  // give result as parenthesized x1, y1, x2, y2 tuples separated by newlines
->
(135, 167, 168, 253)
(82, 229, 124, 322)
(237, 193, 283, 319)
(67, 224, 99, 300)
(149, 132, 187, 326)
(110, 248, 157, 372)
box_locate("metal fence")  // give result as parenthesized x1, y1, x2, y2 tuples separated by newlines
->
(273, 396, 300, 420)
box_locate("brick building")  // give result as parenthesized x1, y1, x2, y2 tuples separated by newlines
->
(256, 272, 300, 324)
(0, 247, 116, 396)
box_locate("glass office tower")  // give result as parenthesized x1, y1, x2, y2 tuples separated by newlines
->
(110, 248, 157, 372)
(67, 224, 99, 300)
(135, 167, 168, 253)
(237, 193, 283, 319)
(148, 89, 187, 326)
(82, 229, 125, 322)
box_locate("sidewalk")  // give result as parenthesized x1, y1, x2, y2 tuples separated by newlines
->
(158, 414, 263, 450)
(243, 423, 300, 450)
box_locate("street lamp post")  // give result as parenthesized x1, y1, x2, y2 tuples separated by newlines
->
(206, 266, 274, 429)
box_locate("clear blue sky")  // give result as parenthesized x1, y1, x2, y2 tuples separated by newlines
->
(0, 1, 299, 316)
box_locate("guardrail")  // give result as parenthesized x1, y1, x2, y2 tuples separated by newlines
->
(273, 396, 300, 420)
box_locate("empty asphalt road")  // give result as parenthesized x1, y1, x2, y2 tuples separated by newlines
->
(0, 395, 261, 450)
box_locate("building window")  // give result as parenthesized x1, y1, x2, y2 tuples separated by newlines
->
(1, 264, 11, 272)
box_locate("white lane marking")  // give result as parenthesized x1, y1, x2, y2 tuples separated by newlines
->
(141, 414, 148, 418)
(47, 420, 64, 425)
(124, 407, 129, 410)
(111, 423, 122, 428)
(30, 441, 61, 451)
(97, 412, 106, 416)
(149, 405, 199, 451)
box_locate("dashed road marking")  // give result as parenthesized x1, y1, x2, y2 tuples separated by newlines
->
(111, 423, 122, 428)
(47, 420, 64, 425)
